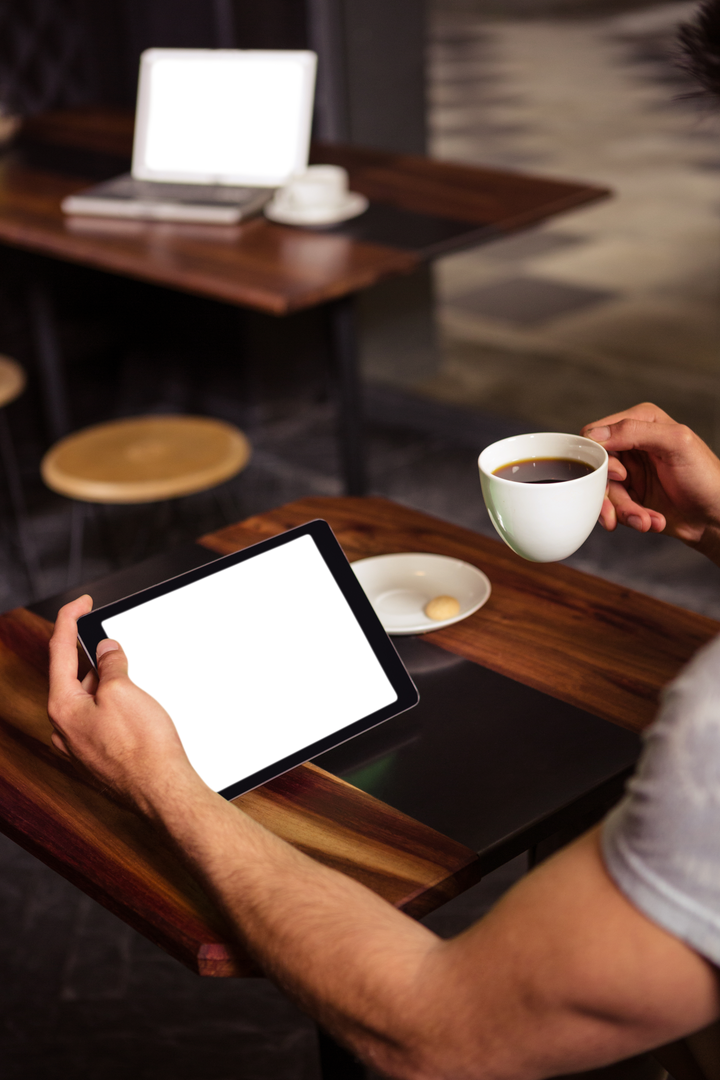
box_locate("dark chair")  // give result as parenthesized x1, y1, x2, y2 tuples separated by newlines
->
(0, 0, 93, 117)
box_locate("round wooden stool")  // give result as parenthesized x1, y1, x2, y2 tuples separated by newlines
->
(0, 355, 40, 593)
(41, 415, 251, 583)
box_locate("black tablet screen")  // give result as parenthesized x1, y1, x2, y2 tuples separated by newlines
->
(102, 537, 388, 786)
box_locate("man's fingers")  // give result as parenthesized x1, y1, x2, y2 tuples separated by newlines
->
(48, 595, 93, 705)
(97, 638, 120, 659)
(96, 635, 131, 678)
(607, 454, 626, 482)
(81, 668, 99, 694)
(584, 417, 691, 461)
(598, 495, 617, 532)
(607, 480, 651, 531)
(606, 480, 666, 533)
(581, 402, 671, 435)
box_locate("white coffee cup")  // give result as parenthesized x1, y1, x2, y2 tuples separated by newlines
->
(478, 432, 608, 562)
(283, 165, 349, 213)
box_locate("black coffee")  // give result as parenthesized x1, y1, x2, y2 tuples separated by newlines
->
(493, 457, 594, 484)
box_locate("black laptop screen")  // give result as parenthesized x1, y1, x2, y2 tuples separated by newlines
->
(101, 537, 395, 786)
(148, 62, 297, 171)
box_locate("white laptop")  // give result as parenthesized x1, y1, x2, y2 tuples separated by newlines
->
(62, 48, 317, 225)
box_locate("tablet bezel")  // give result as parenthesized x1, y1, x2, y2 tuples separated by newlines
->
(76, 519, 419, 800)
(131, 46, 317, 187)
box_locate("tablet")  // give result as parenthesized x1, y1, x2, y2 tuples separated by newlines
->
(76, 520, 419, 800)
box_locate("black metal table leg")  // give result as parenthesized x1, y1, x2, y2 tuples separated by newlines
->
(317, 1026, 366, 1080)
(67, 500, 86, 588)
(0, 410, 41, 596)
(28, 282, 72, 442)
(327, 296, 367, 496)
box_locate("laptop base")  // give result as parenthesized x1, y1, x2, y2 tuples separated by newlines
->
(62, 174, 272, 224)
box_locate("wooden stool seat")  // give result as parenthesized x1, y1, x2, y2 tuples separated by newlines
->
(41, 415, 251, 504)
(0, 354, 26, 408)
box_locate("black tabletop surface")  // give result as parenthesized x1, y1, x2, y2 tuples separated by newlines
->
(316, 635, 639, 870)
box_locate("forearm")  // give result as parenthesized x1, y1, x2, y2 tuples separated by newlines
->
(148, 788, 720, 1080)
(147, 773, 445, 1079)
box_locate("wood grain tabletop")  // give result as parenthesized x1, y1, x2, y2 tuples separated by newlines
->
(310, 143, 609, 231)
(200, 497, 720, 734)
(0, 161, 416, 316)
(1, 497, 715, 976)
(0, 108, 610, 316)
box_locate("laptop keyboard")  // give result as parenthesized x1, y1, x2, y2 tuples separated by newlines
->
(94, 174, 265, 205)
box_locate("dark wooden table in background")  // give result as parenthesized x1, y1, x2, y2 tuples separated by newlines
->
(0, 496, 716, 981)
(1, 109, 610, 492)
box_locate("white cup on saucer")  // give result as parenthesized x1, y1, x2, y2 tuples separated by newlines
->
(285, 165, 348, 213)
(478, 432, 608, 562)
(265, 165, 369, 225)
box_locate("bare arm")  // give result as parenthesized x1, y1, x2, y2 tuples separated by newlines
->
(49, 597, 720, 1080)
(581, 402, 720, 566)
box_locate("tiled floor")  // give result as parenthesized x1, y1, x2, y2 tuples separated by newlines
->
(2, 3, 720, 1078)
(448, 275, 619, 325)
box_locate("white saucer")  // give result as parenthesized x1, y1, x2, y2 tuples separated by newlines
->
(352, 553, 491, 636)
(264, 192, 369, 226)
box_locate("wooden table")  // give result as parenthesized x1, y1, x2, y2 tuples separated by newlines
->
(3, 108, 610, 492)
(2, 496, 717, 983)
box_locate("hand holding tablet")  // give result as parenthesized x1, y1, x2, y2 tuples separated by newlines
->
(48, 602, 196, 815)
(74, 521, 418, 800)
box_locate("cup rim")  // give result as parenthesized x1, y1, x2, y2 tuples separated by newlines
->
(282, 177, 348, 210)
(478, 432, 608, 484)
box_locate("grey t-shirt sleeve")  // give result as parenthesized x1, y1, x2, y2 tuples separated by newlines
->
(602, 633, 720, 967)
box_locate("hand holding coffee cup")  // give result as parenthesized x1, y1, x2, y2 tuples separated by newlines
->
(478, 432, 609, 562)
(266, 165, 368, 225)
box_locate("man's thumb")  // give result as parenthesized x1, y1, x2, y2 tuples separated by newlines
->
(96, 639, 128, 679)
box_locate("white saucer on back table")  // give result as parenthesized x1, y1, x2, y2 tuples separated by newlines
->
(265, 164, 368, 226)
